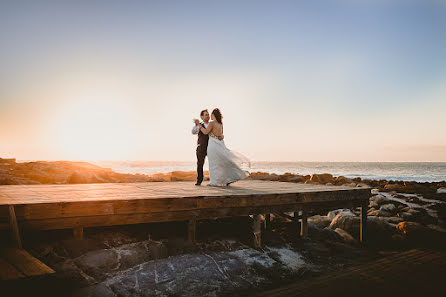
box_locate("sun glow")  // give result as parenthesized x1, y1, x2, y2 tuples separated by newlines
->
(50, 98, 139, 160)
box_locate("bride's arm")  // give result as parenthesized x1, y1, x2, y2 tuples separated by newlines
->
(200, 122, 214, 135)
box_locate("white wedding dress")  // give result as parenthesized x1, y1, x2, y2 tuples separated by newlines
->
(207, 132, 249, 186)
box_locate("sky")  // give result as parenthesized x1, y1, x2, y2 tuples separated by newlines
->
(1, 0, 445, 162)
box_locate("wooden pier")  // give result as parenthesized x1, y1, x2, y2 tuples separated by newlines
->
(0, 181, 370, 249)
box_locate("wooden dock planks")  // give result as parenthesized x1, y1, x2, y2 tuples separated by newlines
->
(0, 181, 371, 246)
(255, 249, 446, 297)
(0, 248, 55, 281)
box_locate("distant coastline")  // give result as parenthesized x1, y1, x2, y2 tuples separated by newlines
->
(91, 160, 446, 183)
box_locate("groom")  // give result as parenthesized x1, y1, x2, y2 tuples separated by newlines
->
(191, 109, 222, 186)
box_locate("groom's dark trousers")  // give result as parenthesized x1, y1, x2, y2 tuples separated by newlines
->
(196, 123, 209, 184)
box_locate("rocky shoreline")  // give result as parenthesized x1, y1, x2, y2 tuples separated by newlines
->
(1, 158, 446, 296)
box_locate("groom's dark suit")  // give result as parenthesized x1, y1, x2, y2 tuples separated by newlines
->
(196, 123, 209, 184)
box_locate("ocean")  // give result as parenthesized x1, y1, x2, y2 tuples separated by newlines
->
(92, 161, 446, 183)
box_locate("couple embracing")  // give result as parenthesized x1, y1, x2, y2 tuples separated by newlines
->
(192, 108, 249, 187)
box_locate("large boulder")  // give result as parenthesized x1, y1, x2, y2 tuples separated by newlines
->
(380, 203, 397, 214)
(307, 223, 343, 242)
(368, 209, 392, 217)
(249, 173, 280, 181)
(68, 170, 90, 184)
(369, 201, 379, 209)
(380, 216, 404, 225)
(170, 171, 196, 181)
(383, 183, 405, 191)
(308, 215, 332, 228)
(370, 194, 390, 205)
(327, 209, 355, 220)
(334, 228, 358, 245)
(334, 176, 354, 185)
(329, 212, 359, 237)
(396, 221, 426, 236)
(394, 221, 446, 247)
(310, 173, 334, 184)
(329, 212, 394, 244)
(279, 174, 307, 183)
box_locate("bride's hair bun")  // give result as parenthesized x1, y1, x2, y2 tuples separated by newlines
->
(212, 108, 223, 124)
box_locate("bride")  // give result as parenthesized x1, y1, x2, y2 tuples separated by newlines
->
(199, 108, 248, 186)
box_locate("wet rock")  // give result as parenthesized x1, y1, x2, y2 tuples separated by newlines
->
(52, 259, 95, 286)
(74, 249, 119, 282)
(438, 187, 446, 194)
(147, 241, 168, 259)
(69, 284, 115, 297)
(117, 242, 155, 271)
(103, 248, 310, 297)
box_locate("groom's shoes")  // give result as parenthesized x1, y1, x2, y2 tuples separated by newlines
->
(195, 182, 201, 186)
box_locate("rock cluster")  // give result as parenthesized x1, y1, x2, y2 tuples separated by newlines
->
(19, 219, 367, 297)
(249, 172, 446, 248)
(0, 158, 209, 185)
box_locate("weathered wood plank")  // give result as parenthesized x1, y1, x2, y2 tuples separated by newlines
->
(0, 248, 55, 277)
(1, 189, 370, 221)
(300, 208, 308, 238)
(253, 214, 262, 248)
(264, 214, 271, 231)
(360, 200, 368, 243)
(0, 181, 371, 205)
(0, 258, 25, 280)
(13, 198, 198, 220)
(73, 227, 83, 240)
(20, 200, 368, 231)
(0, 181, 370, 249)
(188, 219, 196, 244)
(8, 205, 22, 248)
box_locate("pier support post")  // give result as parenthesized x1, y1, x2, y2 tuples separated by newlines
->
(360, 201, 368, 244)
(253, 214, 262, 248)
(188, 219, 196, 244)
(294, 211, 299, 222)
(264, 214, 271, 231)
(8, 205, 22, 248)
(73, 227, 83, 240)
(300, 208, 308, 238)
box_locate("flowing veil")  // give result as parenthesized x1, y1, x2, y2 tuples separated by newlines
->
(207, 136, 250, 186)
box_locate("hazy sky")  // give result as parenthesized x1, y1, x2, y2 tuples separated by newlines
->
(1, 0, 445, 162)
